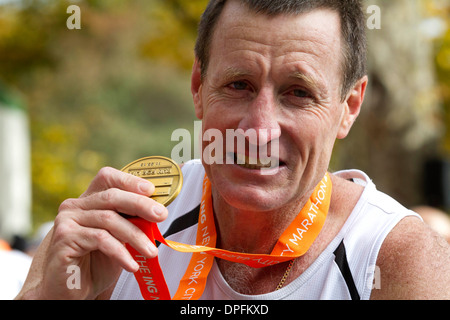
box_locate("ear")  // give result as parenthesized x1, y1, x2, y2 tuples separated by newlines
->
(191, 58, 204, 120)
(337, 76, 368, 139)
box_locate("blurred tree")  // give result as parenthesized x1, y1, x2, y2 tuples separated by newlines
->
(334, 0, 449, 209)
(0, 0, 200, 228)
(139, 0, 208, 70)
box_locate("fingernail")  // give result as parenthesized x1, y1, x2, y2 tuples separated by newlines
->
(148, 243, 158, 257)
(130, 260, 139, 272)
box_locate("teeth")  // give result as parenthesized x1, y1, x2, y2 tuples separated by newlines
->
(235, 154, 274, 169)
(247, 155, 259, 165)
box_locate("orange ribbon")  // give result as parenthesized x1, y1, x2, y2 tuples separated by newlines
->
(126, 172, 332, 300)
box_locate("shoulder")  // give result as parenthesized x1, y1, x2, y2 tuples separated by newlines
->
(371, 215, 450, 300)
(332, 170, 450, 300)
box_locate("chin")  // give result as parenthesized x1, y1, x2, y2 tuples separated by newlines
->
(207, 163, 292, 212)
(228, 188, 279, 211)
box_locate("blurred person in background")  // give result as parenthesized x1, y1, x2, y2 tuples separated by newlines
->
(413, 206, 450, 244)
(0, 239, 31, 300)
(0, 222, 52, 299)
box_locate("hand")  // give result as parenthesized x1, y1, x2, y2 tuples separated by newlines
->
(18, 167, 168, 300)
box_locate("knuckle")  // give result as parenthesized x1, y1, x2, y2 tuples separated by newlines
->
(118, 171, 132, 188)
(58, 198, 78, 212)
(94, 229, 110, 242)
(53, 212, 65, 227)
(97, 210, 115, 225)
(96, 166, 115, 182)
(52, 216, 74, 241)
(100, 188, 120, 203)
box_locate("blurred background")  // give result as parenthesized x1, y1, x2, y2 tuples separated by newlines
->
(0, 0, 449, 249)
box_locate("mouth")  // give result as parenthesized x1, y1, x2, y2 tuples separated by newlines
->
(231, 153, 284, 170)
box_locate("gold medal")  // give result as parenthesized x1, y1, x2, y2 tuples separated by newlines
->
(121, 156, 183, 207)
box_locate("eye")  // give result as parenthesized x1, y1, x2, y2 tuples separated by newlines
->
(229, 81, 249, 91)
(292, 89, 310, 98)
(282, 87, 315, 108)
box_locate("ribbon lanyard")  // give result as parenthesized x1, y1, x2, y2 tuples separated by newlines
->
(126, 172, 332, 300)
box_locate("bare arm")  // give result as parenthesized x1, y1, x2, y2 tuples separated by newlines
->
(371, 216, 450, 300)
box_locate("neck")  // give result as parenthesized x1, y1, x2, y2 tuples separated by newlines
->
(209, 173, 364, 295)
(211, 187, 310, 255)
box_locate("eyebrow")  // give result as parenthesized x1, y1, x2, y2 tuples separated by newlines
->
(289, 71, 323, 92)
(222, 67, 253, 83)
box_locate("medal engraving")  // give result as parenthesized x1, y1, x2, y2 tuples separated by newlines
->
(121, 156, 183, 207)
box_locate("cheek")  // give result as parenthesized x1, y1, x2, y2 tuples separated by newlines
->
(202, 94, 244, 133)
(284, 108, 339, 158)
(200, 108, 235, 163)
(202, 110, 230, 137)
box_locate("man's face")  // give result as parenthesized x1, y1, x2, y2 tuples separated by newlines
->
(193, 1, 360, 212)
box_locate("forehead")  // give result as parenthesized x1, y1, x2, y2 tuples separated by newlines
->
(208, 0, 343, 82)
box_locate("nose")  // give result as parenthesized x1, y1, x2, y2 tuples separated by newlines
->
(237, 88, 281, 146)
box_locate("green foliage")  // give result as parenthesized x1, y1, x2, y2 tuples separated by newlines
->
(139, 0, 209, 70)
(0, 0, 203, 228)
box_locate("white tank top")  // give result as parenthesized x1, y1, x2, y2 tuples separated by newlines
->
(111, 160, 420, 300)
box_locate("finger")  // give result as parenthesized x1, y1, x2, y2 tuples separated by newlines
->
(72, 225, 141, 273)
(82, 167, 155, 197)
(64, 188, 168, 222)
(52, 216, 140, 273)
(73, 210, 158, 259)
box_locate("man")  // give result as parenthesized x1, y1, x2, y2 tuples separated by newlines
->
(18, 0, 450, 300)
